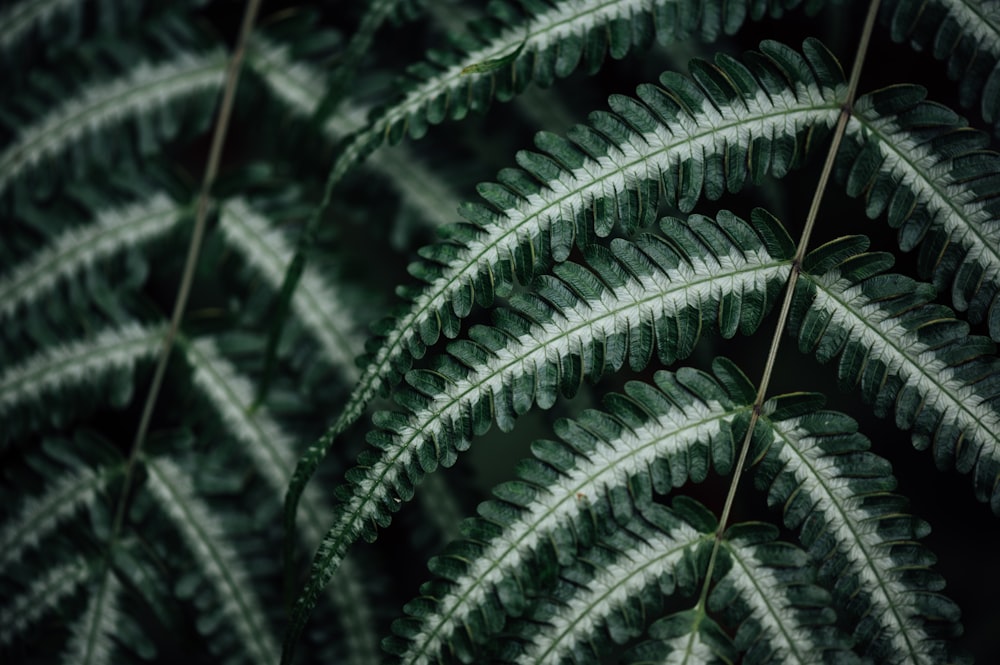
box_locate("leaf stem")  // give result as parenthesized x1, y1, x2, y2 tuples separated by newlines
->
(106, 0, 263, 559)
(696, 0, 882, 609)
(256, 0, 399, 407)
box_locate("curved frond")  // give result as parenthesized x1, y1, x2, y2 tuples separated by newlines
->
(182, 337, 381, 665)
(842, 86, 1000, 339)
(0, 323, 163, 446)
(2, 4, 993, 664)
(794, 237, 1000, 512)
(269, 13, 839, 388)
(1, 556, 94, 647)
(504, 511, 711, 665)
(0, 464, 116, 571)
(0, 49, 225, 199)
(0, 0, 79, 56)
(344, 0, 814, 151)
(713, 524, 854, 664)
(389, 361, 755, 665)
(284, 39, 845, 554)
(0, 193, 184, 322)
(143, 456, 280, 665)
(755, 412, 962, 664)
(881, 0, 1000, 133)
(61, 571, 122, 665)
(217, 199, 365, 382)
(285, 208, 795, 661)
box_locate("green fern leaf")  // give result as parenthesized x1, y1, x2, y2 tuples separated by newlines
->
(0, 49, 224, 198)
(502, 509, 712, 665)
(0, 193, 184, 321)
(794, 236, 1000, 512)
(755, 412, 962, 663)
(144, 456, 281, 665)
(389, 361, 755, 664)
(881, 0, 1000, 133)
(283, 40, 845, 564)
(61, 571, 122, 665)
(5, 3, 997, 663)
(0, 324, 163, 446)
(217, 200, 365, 383)
(285, 208, 795, 661)
(263, 1, 832, 446)
(841, 86, 1000, 339)
(1, 556, 94, 647)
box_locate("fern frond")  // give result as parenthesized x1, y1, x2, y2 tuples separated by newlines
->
(184, 337, 333, 543)
(625, 608, 735, 664)
(505, 510, 711, 665)
(284, 39, 845, 558)
(0, 0, 79, 55)
(0, 324, 163, 445)
(286, 208, 795, 660)
(512, 517, 849, 665)
(794, 237, 1000, 512)
(143, 456, 280, 665)
(0, 556, 93, 647)
(841, 86, 1000, 338)
(756, 412, 961, 664)
(273, 0, 822, 301)
(0, 193, 184, 321)
(245, 34, 335, 120)
(622, 520, 855, 665)
(390, 361, 755, 665)
(317, 0, 399, 111)
(4, 3, 995, 664)
(881, 0, 1000, 133)
(0, 464, 114, 570)
(349, 0, 812, 149)
(268, 10, 836, 439)
(61, 570, 122, 665)
(0, 49, 225, 198)
(245, 37, 462, 228)
(0, 0, 200, 67)
(182, 337, 381, 665)
(217, 199, 365, 382)
(713, 524, 853, 664)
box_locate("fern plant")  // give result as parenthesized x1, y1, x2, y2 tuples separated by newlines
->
(2, 0, 999, 664)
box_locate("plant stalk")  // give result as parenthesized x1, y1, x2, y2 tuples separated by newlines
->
(695, 0, 882, 609)
(106, 0, 263, 556)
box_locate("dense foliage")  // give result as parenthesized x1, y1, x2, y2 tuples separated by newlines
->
(2, 1, 999, 664)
